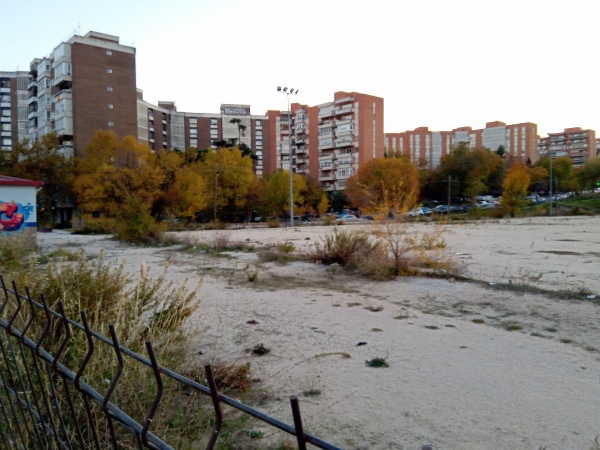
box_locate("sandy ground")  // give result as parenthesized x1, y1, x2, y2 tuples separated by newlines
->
(37, 216, 600, 450)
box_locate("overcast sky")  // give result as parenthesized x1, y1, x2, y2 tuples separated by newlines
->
(2, 0, 599, 137)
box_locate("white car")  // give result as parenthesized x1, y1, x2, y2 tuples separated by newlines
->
(338, 214, 357, 221)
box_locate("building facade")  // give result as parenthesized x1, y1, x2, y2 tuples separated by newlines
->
(386, 121, 539, 168)
(315, 92, 385, 191)
(538, 127, 597, 168)
(0, 72, 30, 151)
(24, 31, 138, 157)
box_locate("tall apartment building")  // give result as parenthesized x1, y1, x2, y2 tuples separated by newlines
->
(264, 91, 384, 191)
(315, 92, 384, 191)
(385, 127, 464, 169)
(386, 121, 539, 168)
(137, 94, 270, 175)
(0, 72, 30, 151)
(538, 127, 597, 168)
(24, 31, 138, 157)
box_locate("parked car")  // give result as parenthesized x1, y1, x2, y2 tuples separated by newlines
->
(338, 214, 357, 221)
(409, 207, 424, 217)
(433, 205, 449, 214)
(421, 206, 433, 216)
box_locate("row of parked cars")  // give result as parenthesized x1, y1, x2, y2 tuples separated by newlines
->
(409, 201, 496, 216)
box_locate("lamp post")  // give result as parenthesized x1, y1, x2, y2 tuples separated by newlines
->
(549, 144, 553, 216)
(277, 86, 299, 227)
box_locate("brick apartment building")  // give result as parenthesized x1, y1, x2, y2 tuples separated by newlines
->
(265, 91, 384, 190)
(24, 31, 138, 158)
(5, 29, 599, 197)
(538, 127, 597, 168)
(386, 121, 539, 169)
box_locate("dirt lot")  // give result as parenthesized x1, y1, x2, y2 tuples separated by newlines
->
(38, 216, 600, 449)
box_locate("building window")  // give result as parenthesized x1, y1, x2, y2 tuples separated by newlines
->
(256, 120, 262, 126)
(107, 87, 113, 92)
(108, 104, 113, 109)
(189, 117, 197, 125)
(108, 122, 114, 127)
(106, 50, 112, 56)
(107, 68, 113, 74)
(210, 118, 218, 125)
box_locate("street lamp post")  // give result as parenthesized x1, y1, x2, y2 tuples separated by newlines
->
(549, 146, 553, 216)
(277, 86, 299, 227)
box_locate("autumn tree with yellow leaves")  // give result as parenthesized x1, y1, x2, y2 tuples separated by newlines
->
(501, 163, 531, 217)
(344, 156, 419, 217)
(74, 131, 166, 241)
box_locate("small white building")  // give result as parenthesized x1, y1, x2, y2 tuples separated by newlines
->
(0, 175, 44, 235)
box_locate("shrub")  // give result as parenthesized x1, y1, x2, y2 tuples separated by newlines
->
(113, 196, 166, 243)
(2, 248, 203, 447)
(307, 228, 378, 266)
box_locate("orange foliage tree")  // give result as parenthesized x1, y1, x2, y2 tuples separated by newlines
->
(344, 157, 419, 217)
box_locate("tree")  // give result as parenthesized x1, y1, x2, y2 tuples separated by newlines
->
(578, 159, 600, 191)
(0, 132, 75, 226)
(164, 165, 210, 222)
(344, 156, 419, 216)
(501, 163, 531, 217)
(317, 195, 330, 216)
(73, 131, 165, 240)
(435, 143, 504, 201)
(261, 170, 307, 218)
(196, 146, 257, 221)
(536, 156, 577, 192)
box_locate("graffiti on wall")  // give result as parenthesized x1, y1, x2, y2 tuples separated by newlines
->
(0, 200, 33, 234)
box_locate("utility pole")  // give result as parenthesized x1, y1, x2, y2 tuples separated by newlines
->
(549, 149, 553, 216)
(447, 176, 451, 211)
(213, 162, 219, 222)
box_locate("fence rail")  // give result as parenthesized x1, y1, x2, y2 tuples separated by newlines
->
(0, 275, 342, 449)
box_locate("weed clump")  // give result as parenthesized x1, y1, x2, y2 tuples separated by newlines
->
(365, 357, 389, 368)
(252, 343, 271, 356)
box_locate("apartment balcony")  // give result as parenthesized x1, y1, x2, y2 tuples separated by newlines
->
(334, 105, 354, 115)
(58, 141, 74, 158)
(53, 73, 72, 89)
(296, 167, 307, 174)
(0, 87, 10, 94)
(335, 137, 353, 148)
(334, 95, 354, 105)
(318, 107, 335, 119)
(336, 158, 353, 167)
(335, 117, 352, 126)
(295, 157, 306, 164)
(295, 146, 307, 155)
(295, 136, 306, 145)
(318, 131, 334, 140)
(319, 120, 334, 128)
(320, 172, 335, 182)
(28, 79, 37, 90)
(0, 100, 9, 108)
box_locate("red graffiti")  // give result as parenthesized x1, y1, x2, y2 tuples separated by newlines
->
(0, 201, 25, 231)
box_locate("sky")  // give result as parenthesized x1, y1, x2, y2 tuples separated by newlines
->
(2, 0, 599, 137)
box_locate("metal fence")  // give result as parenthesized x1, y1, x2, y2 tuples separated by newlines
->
(0, 275, 342, 449)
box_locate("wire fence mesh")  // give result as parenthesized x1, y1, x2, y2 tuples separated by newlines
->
(0, 275, 341, 449)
